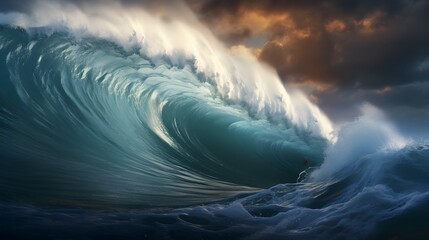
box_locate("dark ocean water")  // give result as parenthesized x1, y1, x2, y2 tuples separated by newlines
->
(0, 26, 428, 239)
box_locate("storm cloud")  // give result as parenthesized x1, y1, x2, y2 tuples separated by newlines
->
(189, 0, 429, 90)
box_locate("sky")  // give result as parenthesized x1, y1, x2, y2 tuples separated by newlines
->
(1, 0, 428, 136)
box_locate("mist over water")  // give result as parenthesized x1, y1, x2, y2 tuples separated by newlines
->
(0, 2, 428, 239)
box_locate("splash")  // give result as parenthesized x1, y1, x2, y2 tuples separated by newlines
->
(310, 104, 410, 180)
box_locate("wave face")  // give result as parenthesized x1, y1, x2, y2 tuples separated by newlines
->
(0, 25, 329, 207)
(0, 3, 428, 239)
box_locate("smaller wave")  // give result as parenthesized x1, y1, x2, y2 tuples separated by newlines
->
(310, 104, 410, 181)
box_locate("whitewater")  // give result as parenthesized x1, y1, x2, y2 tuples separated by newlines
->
(0, 2, 428, 239)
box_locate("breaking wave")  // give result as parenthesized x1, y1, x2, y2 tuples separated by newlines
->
(0, 2, 428, 239)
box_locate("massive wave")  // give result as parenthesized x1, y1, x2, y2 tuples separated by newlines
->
(0, 2, 428, 239)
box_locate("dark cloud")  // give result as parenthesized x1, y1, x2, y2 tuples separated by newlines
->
(188, 0, 429, 126)
(189, 0, 429, 90)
